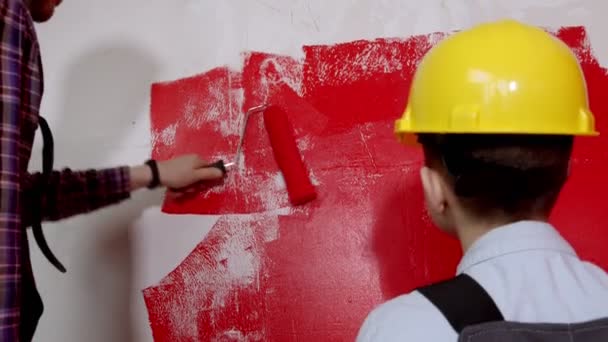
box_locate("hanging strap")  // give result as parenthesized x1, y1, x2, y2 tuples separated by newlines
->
(417, 274, 503, 333)
(30, 116, 66, 273)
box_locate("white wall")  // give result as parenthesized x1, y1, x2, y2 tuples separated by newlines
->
(30, 1, 608, 341)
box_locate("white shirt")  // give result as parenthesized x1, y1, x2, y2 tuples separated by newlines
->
(356, 221, 608, 342)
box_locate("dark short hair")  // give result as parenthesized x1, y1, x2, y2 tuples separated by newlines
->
(418, 133, 573, 219)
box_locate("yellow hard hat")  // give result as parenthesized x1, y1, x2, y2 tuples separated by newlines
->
(395, 19, 598, 144)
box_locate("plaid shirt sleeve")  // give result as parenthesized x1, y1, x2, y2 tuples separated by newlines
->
(21, 167, 132, 225)
(0, 0, 26, 339)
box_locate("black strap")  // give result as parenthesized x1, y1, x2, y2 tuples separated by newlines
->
(31, 116, 66, 273)
(145, 159, 161, 189)
(417, 274, 504, 333)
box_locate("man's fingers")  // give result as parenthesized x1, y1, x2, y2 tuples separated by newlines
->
(193, 156, 209, 168)
(196, 167, 224, 180)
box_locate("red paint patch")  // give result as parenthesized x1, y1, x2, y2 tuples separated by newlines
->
(143, 215, 270, 341)
(151, 66, 292, 214)
(145, 26, 608, 341)
(551, 27, 608, 267)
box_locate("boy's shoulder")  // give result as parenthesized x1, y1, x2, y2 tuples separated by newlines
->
(356, 290, 456, 342)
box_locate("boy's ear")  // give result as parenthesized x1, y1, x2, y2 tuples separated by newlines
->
(420, 166, 447, 213)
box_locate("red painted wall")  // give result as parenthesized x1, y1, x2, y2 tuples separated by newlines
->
(144, 27, 608, 341)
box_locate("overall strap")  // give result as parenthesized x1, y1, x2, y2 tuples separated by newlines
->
(417, 274, 504, 333)
(31, 116, 66, 273)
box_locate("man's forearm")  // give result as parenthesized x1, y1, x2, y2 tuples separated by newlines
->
(22, 155, 225, 224)
(22, 167, 132, 224)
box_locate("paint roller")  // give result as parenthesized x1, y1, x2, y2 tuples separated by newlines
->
(262, 105, 317, 205)
(210, 104, 317, 206)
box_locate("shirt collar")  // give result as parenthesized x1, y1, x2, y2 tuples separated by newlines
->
(456, 220, 577, 274)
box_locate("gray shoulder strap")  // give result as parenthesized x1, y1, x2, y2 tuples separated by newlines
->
(460, 317, 608, 342)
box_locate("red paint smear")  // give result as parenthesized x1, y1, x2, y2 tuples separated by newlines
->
(146, 26, 608, 341)
(151, 65, 293, 214)
(143, 214, 272, 341)
(262, 168, 460, 341)
(301, 35, 444, 134)
(550, 28, 608, 266)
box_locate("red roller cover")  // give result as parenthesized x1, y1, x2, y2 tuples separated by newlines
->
(263, 105, 317, 205)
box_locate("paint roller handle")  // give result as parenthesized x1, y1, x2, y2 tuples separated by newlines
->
(205, 159, 228, 175)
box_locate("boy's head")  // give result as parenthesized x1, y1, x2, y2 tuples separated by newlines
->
(395, 20, 598, 233)
(417, 133, 572, 233)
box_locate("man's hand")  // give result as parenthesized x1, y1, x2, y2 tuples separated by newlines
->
(130, 154, 224, 191)
(158, 154, 224, 189)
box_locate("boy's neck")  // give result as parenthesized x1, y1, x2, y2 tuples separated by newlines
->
(457, 223, 499, 252)
(456, 215, 549, 253)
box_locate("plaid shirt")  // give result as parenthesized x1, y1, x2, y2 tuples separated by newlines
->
(0, 0, 132, 340)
